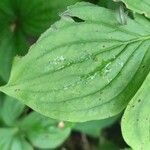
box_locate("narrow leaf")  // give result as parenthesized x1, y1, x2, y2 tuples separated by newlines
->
(122, 73, 150, 150)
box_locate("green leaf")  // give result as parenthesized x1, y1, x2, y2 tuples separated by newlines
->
(0, 128, 18, 150)
(100, 140, 119, 150)
(0, 27, 28, 82)
(74, 115, 118, 137)
(0, 0, 15, 24)
(98, 0, 119, 10)
(0, 93, 4, 125)
(0, 26, 15, 81)
(20, 112, 71, 149)
(0, 128, 33, 150)
(0, 2, 150, 122)
(14, 29, 29, 56)
(16, 0, 80, 36)
(121, 73, 150, 150)
(11, 136, 33, 150)
(1, 96, 25, 126)
(121, 0, 150, 18)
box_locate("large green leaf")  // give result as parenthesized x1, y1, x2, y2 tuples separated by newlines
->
(121, 72, 150, 150)
(1, 96, 25, 126)
(20, 112, 71, 149)
(121, 0, 150, 18)
(0, 2, 150, 122)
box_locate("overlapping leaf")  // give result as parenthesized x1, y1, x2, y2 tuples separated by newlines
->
(0, 127, 33, 150)
(122, 73, 150, 150)
(1, 96, 25, 126)
(0, 98, 71, 149)
(11, 137, 33, 150)
(20, 112, 71, 149)
(121, 0, 150, 18)
(0, 128, 18, 150)
(0, 2, 150, 122)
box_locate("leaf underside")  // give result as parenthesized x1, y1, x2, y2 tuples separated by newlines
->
(0, 2, 150, 122)
(122, 73, 150, 150)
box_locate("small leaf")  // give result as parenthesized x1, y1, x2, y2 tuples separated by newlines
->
(122, 73, 150, 150)
(0, 26, 15, 81)
(0, 128, 18, 150)
(11, 137, 33, 150)
(20, 112, 71, 149)
(1, 96, 25, 126)
(0, 2, 150, 122)
(121, 0, 150, 18)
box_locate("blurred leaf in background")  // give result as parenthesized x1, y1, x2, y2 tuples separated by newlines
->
(98, 0, 119, 10)
(0, 97, 71, 150)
